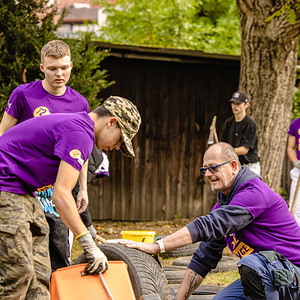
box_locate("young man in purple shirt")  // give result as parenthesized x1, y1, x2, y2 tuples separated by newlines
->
(121, 142, 300, 299)
(0, 95, 141, 300)
(0, 39, 90, 128)
(0, 40, 101, 272)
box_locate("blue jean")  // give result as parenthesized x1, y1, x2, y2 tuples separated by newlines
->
(212, 279, 245, 299)
(212, 253, 300, 300)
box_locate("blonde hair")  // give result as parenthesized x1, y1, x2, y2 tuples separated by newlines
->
(41, 40, 71, 64)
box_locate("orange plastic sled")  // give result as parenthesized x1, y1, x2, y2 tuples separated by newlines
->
(50, 261, 135, 300)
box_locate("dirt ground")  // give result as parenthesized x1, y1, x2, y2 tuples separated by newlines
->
(93, 218, 193, 241)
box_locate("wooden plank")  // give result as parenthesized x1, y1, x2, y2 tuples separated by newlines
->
(88, 51, 241, 221)
(88, 181, 99, 220)
(156, 68, 168, 220)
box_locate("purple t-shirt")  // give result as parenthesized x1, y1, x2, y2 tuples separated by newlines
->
(288, 118, 300, 160)
(213, 178, 300, 266)
(0, 112, 94, 195)
(5, 80, 89, 123)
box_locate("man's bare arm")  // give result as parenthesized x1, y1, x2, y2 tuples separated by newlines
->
(52, 160, 109, 275)
(177, 268, 204, 300)
(0, 112, 18, 136)
(287, 135, 297, 164)
(234, 146, 249, 156)
(119, 226, 193, 254)
(77, 159, 89, 213)
(52, 160, 87, 236)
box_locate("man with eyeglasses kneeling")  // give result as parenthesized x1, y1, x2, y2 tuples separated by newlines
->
(120, 142, 300, 300)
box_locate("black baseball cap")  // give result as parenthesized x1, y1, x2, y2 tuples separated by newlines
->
(229, 91, 249, 104)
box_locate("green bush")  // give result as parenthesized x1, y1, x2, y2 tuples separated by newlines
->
(0, 0, 113, 116)
(292, 88, 300, 120)
(94, 0, 241, 55)
(0, 0, 60, 114)
(64, 33, 114, 110)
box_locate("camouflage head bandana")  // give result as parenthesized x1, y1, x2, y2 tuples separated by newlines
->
(103, 96, 141, 157)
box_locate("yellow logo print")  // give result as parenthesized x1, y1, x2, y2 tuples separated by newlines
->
(230, 233, 254, 258)
(70, 149, 82, 159)
(232, 242, 254, 258)
(33, 106, 51, 117)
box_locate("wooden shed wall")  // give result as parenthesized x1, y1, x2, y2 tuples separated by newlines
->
(88, 44, 241, 221)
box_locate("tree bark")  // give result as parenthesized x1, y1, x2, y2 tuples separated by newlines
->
(236, 0, 300, 192)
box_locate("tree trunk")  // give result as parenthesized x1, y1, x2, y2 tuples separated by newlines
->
(236, 0, 300, 192)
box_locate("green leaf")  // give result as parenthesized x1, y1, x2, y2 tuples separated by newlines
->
(0, 1, 113, 115)
(93, 0, 240, 55)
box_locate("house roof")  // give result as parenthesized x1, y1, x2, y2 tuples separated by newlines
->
(53, 0, 100, 23)
(63, 7, 98, 22)
(94, 41, 240, 65)
(54, 0, 94, 8)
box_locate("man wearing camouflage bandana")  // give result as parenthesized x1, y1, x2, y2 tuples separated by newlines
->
(0, 96, 141, 299)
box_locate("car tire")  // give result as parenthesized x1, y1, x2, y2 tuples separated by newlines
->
(72, 243, 170, 300)
(140, 294, 161, 299)
(172, 255, 239, 272)
(158, 240, 200, 258)
(163, 266, 187, 284)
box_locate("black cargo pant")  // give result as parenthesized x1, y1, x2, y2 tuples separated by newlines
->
(37, 181, 95, 273)
(45, 211, 70, 273)
(46, 206, 93, 272)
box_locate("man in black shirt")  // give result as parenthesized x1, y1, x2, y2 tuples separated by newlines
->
(221, 91, 260, 175)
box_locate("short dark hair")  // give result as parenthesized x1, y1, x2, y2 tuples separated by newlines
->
(92, 106, 113, 118)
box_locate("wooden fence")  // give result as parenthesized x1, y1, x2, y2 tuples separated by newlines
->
(87, 42, 240, 221)
(87, 42, 293, 221)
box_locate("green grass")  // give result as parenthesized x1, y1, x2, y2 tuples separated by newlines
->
(203, 270, 240, 286)
(159, 257, 239, 286)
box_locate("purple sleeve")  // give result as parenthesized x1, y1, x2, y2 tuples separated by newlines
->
(5, 86, 24, 119)
(288, 120, 296, 136)
(83, 99, 90, 113)
(287, 118, 300, 136)
(54, 130, 93, 171)
(287, 119, 300, 160)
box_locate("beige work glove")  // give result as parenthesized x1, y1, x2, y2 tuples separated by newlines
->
(294, 160, 300, 169)
(87, 224, 97, 241)
(77, 232, 108, 275)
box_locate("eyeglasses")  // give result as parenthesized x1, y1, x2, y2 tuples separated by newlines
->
(199, 160, 232, 176)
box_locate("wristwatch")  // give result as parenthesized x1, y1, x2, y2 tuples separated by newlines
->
(155, 239, 165, 253)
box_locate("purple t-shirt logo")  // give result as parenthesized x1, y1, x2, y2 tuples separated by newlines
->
(33, 106, 51, 117)
(225, 233, 254, 258)
(70, 149, 84, 167)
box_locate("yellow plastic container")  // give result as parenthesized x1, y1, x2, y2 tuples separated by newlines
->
(121, 230, 156, 243)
